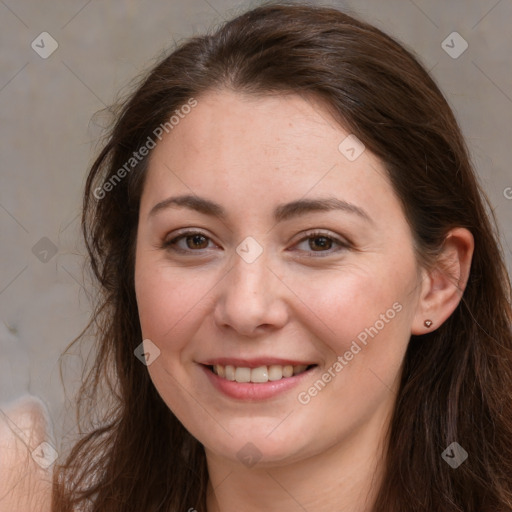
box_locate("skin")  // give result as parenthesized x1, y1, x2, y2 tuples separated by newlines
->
(0, 397, 53, 512)
(134, 90, 474, 512)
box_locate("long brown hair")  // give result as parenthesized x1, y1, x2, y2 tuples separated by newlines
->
(52, 2, 512, 510)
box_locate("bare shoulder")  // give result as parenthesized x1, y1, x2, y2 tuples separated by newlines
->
(0, 394, 54, 512)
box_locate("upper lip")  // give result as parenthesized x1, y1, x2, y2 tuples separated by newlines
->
(200, 357, 317, 368)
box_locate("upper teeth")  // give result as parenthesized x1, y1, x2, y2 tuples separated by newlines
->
(213, 364, 309, 383)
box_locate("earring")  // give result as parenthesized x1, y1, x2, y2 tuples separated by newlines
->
(424, 319, 433, 328)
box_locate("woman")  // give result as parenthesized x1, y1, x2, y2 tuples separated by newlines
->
(50, 2, 512, 511)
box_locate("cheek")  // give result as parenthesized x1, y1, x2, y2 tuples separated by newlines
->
(300, 267, 406, 344)
(134, 259, 215, 352)
(134, 261, 213, 423)
(293, 257, 417, 402)
(292, 269, 413, 428)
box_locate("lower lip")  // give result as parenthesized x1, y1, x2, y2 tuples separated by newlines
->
(200, 364, 316, 401)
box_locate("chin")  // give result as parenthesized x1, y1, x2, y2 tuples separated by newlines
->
(201, 426, 311, 468)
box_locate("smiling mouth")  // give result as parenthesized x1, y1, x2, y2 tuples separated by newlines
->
(205, 363, 317, 383)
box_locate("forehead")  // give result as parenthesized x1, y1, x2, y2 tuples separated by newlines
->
(155, 90, 344, 166)
(141, 90, 400, 223)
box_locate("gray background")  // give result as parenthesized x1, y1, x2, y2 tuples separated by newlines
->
(1, 0, 511, 452)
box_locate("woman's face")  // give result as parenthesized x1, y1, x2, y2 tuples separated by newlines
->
(134, 90, 425, 468)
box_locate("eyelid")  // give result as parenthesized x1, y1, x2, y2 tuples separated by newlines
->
(289, 229, 350, 257)
(162, 228, 219, 253)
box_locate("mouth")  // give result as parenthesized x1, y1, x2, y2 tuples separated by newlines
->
(203, 363, 318, 383)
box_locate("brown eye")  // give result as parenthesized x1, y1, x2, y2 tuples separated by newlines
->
(163, 231, 216, 253)
(185, 234, 209, 249)
(308, 235, 333, 251)
(293, 230, 349, 257)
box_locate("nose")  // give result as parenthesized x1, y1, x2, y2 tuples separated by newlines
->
(213, 247, 289, 337)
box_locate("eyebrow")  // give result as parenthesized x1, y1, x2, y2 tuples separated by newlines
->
(148, 194, 372, 224)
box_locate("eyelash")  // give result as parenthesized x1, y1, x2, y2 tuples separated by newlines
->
(161, 229, 350, 257)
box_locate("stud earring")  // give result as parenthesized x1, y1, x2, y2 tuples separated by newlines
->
(424, 319, 433, 328)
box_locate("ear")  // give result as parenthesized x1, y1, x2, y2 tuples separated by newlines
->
(412, 227, 474, 334)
